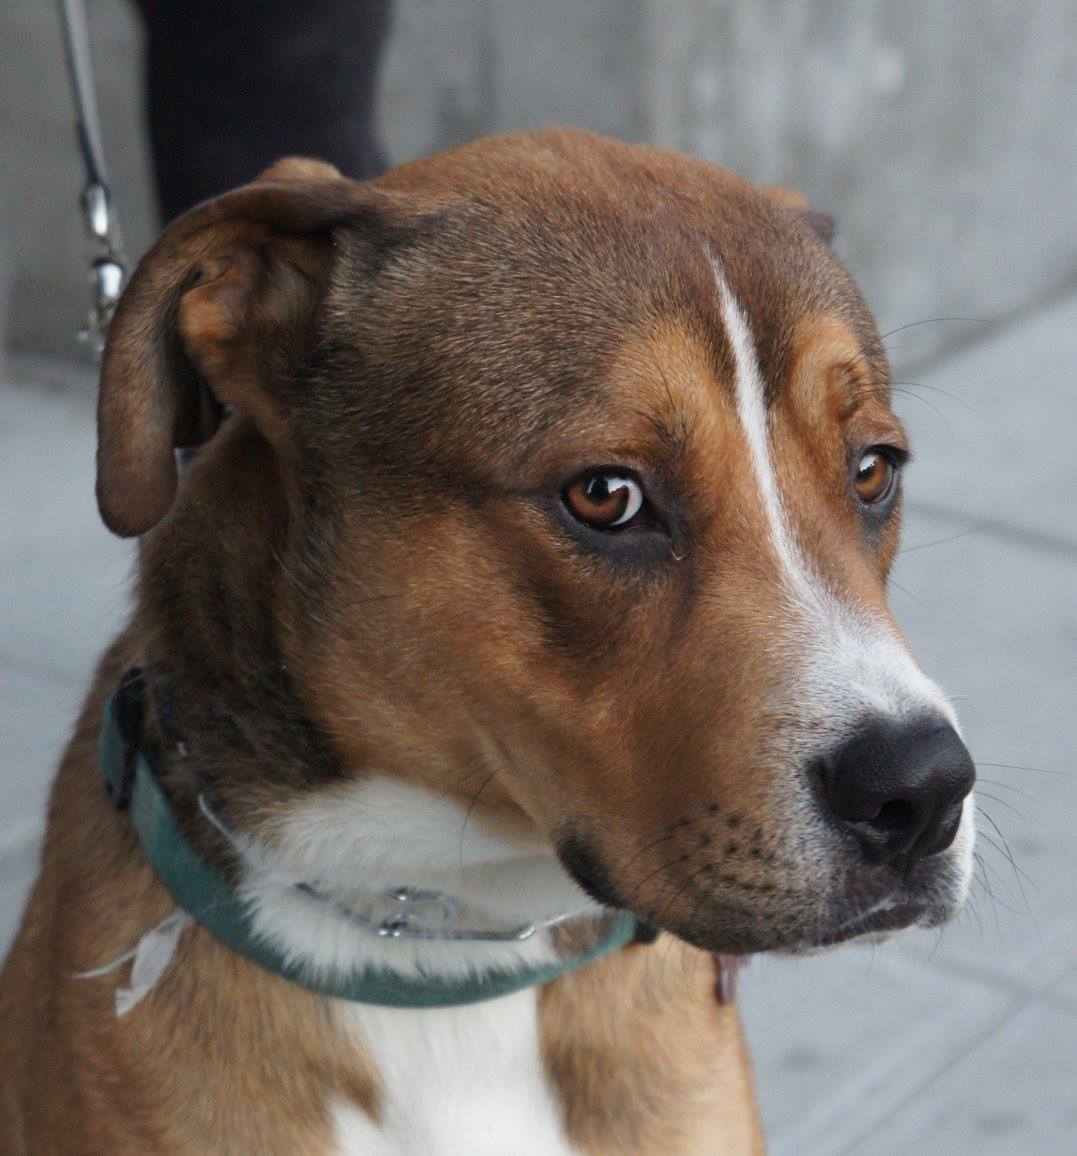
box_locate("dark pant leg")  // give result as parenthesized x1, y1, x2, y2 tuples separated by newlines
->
(136, 0, 393, 221)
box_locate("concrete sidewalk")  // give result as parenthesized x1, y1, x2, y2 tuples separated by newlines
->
(2, 295, 1074, 1152)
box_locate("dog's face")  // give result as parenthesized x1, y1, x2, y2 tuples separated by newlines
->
(99, 129, 974, 956)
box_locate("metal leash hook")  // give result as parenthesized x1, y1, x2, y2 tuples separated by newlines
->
(57, 0, 126, 360)
(79, 182, 125, 358)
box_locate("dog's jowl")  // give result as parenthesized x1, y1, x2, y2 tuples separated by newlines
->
(0, 130, 974, 1155)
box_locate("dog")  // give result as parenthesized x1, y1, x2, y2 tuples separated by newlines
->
(0, 127, 975, 1154)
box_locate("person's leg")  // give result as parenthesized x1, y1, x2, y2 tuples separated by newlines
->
(137, 0, 393, 221)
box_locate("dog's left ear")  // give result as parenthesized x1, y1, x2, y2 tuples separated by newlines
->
(764, 184, 836, 244)
(97, 158, 413, 537)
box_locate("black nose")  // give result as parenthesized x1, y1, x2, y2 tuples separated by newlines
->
(818, 717, 975, 870)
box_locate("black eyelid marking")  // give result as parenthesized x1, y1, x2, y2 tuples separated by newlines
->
(848, 442, 911, 472)
(881, 445, 912, 468)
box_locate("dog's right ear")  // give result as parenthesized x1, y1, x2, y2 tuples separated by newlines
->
(96, 160, 411, 537)
(764, 184, 836, 244)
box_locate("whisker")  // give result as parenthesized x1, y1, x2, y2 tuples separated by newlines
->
(891, 380, 972, 411)
(458, 761, 500, 872)
(963, 890, 983, 935)
(862, 316, 983, 359)
(627, 852, 693, 908)
(620, 802, 711, 870)
(887, 577, 930, 611)
(620, 828, 681, 873)
(925, 927, 946, 965)
(977, 812, 1037, 895)
(898, 520, 1001, 554)
(977, 761, 1070, 778)
(975, 777, 1046, 807)
(975, 794, 1031, 831)
(890, 386, 954, 433)
(976, 833, 1036, 931)
(657, 859, 713, 932)
(973, 850, 1021, 920)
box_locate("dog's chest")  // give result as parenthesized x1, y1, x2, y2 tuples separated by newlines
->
(330, 989, 579, 1156)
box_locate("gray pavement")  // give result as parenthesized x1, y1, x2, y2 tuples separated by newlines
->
(1, 296, 1075, 1152)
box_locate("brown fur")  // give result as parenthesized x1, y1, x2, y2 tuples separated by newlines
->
(542, 943, 762, 1154)
(2, 126, 924, 1151)
(0, 644, 381, 1154)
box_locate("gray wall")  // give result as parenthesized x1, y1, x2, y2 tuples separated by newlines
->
(2, 0, 1075, 364)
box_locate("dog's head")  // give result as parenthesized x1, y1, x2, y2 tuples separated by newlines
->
(98, 129, 974, 956)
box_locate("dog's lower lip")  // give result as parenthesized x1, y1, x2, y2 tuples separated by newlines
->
(812, 899, 924, 947)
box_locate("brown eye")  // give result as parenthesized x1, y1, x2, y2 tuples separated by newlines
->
(563, 472, 645, 529)
(854, 449, 896, 504)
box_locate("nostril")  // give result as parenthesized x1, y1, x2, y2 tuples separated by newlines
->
(869, 798, 915, 834)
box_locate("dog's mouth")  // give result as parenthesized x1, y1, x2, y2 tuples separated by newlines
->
(558, 829, 965, 957)
(788, 896, 936, 952)
(667, 889, 950, 957)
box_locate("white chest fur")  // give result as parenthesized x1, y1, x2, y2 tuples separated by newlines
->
(229, 775, 595, 1153)
(331, 990, 579, 1156)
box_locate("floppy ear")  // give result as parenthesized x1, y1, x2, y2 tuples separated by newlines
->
(764, 184, 836, 244)
(96, 158, 404, 537)
(801, 209, 836, 244)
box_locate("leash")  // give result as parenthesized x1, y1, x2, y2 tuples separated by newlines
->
(94, 670, 639, 1010)
(56, 0, 126, 358)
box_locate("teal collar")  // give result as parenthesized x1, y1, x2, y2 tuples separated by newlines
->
(99, 673, 639, 1008)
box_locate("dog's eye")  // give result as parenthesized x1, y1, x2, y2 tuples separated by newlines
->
(853, 449, 896, 505)
(563, 471, 645, 530)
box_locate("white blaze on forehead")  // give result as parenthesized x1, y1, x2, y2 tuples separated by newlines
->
(709, 253, 816, 605)
(706, 252, 955, 732)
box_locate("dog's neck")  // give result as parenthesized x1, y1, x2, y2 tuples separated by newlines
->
(134, 424, 605, 988)
(204, 771, 609, 984)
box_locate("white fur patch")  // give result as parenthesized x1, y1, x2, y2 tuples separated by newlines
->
(223, 780, 591, 1152)
(332, 992, 578, 1156)
(238, 776, 600, 982)
(707, 253, 974, 887)
(949, 791, 977, 905)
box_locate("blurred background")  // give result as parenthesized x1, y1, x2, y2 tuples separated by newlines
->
(1, 2, 1074, 1152)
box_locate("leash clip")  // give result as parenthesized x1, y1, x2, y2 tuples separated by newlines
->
(58, 0, 127, 360)
(78, 181, 125, 358)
